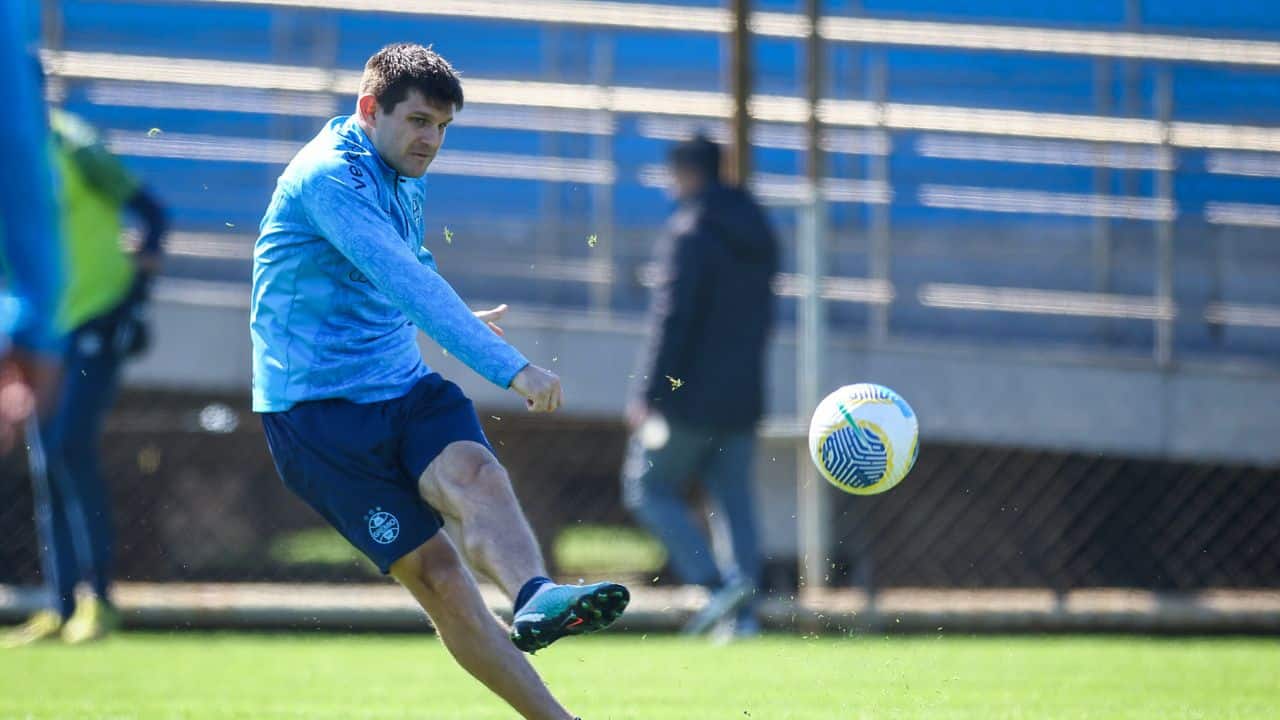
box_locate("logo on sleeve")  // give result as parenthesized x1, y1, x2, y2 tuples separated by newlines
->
(344, 151, 367, 190)
(366, 507, 400, 545)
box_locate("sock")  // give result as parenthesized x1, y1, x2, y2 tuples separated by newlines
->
(514, 575, 553, 614)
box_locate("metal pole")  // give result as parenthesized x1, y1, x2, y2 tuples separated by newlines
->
(1092, 58, 1114, 343)
(730, 0, 752, 186)
(1121, 0, 1142, 199)
(797, 0, 829, 595)
(868, 51, 890, 344)
(796, 194, 828, 595)
(41, 0, 65, 105)
(536, 29, 564, 308)
(589, 37, 615, 316)
(41, 0, 63, 52)
(1154, 68, 1175, 367)
(805, 0, 822, 189)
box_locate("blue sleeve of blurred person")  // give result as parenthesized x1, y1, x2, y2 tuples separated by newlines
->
(0, 4, 64, 355)
(125, 188, 167, 301)
(300, 159, 529, 389)
(126, 190, 168, 259)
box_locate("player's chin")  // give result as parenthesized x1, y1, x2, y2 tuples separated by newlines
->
(401, 156, 432, 177)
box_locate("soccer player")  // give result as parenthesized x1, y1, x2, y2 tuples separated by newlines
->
(251, 44, 628, 720)
(3, 109, 167, 648)
(0, 3, 63, 456)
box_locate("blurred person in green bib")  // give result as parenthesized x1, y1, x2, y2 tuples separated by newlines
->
(3, 109, 166, 648)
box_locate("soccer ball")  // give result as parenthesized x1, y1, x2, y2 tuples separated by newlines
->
(808, 383, 918, 495)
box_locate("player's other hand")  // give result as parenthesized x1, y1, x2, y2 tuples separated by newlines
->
(474, 304, 507, 336)
(626, 398, 648, 430)
(0, 350, 61, 454)
(510, 364, 562, 413)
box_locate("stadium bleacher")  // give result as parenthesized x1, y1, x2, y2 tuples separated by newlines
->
(47, 0, 1280, 361)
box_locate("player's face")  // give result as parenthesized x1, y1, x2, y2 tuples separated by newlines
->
(671, 165, 705, 202)
(368, 89, 453, 178)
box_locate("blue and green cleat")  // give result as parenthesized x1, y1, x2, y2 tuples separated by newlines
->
(510, 581, 630, 653)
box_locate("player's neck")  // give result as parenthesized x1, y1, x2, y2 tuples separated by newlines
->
(349, 117, 395, 176)
(353, 114, 378, 147)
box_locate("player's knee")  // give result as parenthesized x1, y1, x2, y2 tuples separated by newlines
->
(443, 453, 511, 500)
(393, 535, 467, 596)
(426, 441, 505, 495)
(470, 459, 512, 498)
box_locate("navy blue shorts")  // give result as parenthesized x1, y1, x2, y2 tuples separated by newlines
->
(261, 373, 493, 574)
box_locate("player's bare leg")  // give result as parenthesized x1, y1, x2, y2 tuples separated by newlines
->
(390, 533, 574, 720)
(419, 440, 628, 652)
(418, 440, 545, 598)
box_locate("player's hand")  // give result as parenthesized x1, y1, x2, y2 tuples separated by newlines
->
(474, 304, 507, 336)
(510, 364, 562, 413)
(9, 350, 61, 418)
(0, 351, 61, 454)
(626, 398, 648, 430)
(0, 364, 34, 454)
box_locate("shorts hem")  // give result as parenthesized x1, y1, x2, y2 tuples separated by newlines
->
(374, 521, 442, 575)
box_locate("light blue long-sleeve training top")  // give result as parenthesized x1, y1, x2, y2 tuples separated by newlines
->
(0, 4, 64, 355)
(251, 115, 529, 412)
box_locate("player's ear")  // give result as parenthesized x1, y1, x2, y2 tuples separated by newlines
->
(357, 94, 379, 125)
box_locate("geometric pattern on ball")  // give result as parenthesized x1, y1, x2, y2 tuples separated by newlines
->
(820, 419, 887, 489)
(808, 382, 919, 496)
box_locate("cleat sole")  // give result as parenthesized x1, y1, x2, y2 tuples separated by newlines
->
(510, 583, 630, 654)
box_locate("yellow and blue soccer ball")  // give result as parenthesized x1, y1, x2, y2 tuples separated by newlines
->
(808, 383, 919, 495)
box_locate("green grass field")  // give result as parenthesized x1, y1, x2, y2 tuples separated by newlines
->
(1, 632, 1276, 719)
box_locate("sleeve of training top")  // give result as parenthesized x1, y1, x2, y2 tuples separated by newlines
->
(299, 161, 529, 389)
(0, 7, 64, 355)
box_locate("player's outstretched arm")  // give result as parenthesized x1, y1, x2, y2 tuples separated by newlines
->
(300, 164, 530, 389)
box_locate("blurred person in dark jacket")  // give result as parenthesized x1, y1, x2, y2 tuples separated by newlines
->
(3, 109, 166, 648)
(622, 133, 778, 640)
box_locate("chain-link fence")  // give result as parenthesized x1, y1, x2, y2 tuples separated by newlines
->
(0, 390, 632, 586)
(3, 390, 1277, 592)
(832, 444, 1280, 592)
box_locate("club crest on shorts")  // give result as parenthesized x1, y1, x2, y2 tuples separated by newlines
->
(365, 507, 400, 545)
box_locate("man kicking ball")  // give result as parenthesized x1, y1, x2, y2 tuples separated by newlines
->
(251, 43, 627, 720)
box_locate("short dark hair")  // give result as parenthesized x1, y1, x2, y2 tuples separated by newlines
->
(669, 132, 721, 183)
(359, 43, 464, 113)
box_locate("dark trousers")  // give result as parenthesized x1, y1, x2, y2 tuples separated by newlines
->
(30, 301, 133, 617)
(622, 419, 762, 617)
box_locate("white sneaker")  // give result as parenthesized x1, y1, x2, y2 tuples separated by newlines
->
(682, 578, 755, 636)
(1, 610, 63, 649)
(709, 615, 762, 645)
